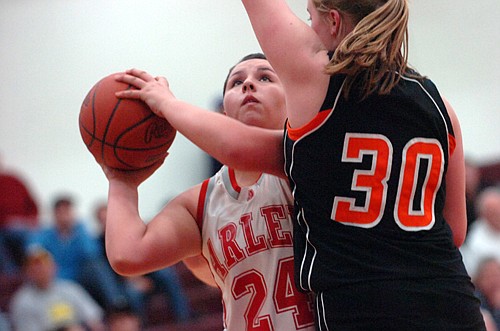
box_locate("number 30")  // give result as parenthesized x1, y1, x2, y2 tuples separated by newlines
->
(332, 133, 444, 231)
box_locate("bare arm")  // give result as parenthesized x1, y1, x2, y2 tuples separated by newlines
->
(104, 164, 203, 276)
(115, 70, 285, 178)
(241, 0, 330, 127)
(183, 255, 217, 287)
(442, 98, 467, 247)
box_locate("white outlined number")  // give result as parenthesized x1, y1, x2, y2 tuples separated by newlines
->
(332, 133, 444, 230)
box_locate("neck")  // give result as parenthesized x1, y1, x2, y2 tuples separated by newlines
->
(57, 224, 74, 237)
(232, 168, 262, 187)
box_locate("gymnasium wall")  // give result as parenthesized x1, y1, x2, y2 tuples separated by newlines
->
(0, 1, 498, 227)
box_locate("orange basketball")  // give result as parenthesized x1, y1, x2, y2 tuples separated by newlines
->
(79, 73, 176, 170)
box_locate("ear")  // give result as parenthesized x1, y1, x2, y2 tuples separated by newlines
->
(328, 9, 342, 36)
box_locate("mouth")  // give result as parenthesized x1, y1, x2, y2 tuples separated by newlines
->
(242, 95, 259, 106)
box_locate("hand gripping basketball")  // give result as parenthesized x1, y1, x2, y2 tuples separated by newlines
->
(79, 72, 176, 170)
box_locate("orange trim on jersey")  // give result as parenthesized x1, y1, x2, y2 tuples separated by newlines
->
(287, 109, 333, 140)
(448, 134, 456, 156)
(196, 179, 210, 233)
(228, 168, 241, 193)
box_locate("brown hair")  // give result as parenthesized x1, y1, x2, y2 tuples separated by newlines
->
(313, 0, 418, 99)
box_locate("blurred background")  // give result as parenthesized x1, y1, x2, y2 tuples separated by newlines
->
(1, 0, 499, 226)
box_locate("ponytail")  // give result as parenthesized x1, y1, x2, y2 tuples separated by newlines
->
(323, 0, 416, 99)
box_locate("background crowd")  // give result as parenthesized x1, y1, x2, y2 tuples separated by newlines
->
(1, 150, 500, 330)
(0, 154, 214, 331)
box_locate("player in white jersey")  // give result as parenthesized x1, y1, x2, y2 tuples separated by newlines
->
(199, 166, 314, 330)
(104, 53, 315, 330)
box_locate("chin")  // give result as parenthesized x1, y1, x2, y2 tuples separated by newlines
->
(244, 119, 264, 127)
(241, 113, 263, 126)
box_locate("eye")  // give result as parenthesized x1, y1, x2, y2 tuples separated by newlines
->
(260, 75, 272, 82)
(230, 80, 243, 87)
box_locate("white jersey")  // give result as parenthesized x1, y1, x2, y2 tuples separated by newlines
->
(197, 166, 315, 331)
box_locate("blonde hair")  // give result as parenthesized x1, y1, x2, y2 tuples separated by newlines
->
(313, 0, 417, 99)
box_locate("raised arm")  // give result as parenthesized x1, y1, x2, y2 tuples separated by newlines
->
(115, 70, 285, 178)
(103, 164, 203, 276)
(241, 0, 330, 127)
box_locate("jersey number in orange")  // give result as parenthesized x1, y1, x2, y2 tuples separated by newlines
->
(332, 133, 444, 231)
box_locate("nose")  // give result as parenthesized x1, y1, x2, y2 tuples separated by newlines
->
(242, 79, 255, 93)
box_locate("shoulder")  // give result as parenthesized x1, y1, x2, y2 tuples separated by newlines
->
(170, 182, 203, 210)
(56, 278, 81, 289)
(158, 181, 204, 231)
(0, 173, 26, 187)
(10, 285, 34, 308)
(55, 279, 95, 299)
(263, 173, 291, 191)
(74, 222, 91, 234)
(28, 227, 54, 245)
(468, 219, 489, 236)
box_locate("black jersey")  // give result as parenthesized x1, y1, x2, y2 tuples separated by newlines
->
(284, 73, 485, 329)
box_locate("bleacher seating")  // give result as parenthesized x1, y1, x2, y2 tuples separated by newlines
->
(144, 262, 223, 330)
(0, 262, 223, 331)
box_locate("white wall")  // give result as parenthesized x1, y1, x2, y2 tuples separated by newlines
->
(1, 0, 499, 228)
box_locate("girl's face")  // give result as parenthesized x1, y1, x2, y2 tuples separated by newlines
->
(26, 254, 56, 289)
(223, 59, 286, 130)
(307, 0, 355, 52)
(307, 0, 333, 50)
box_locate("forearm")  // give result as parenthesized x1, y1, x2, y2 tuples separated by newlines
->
(115, 69, 285, 176)
(160, 98, 285, 177)
(105, 179, 147, 274)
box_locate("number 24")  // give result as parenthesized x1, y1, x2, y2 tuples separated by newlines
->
(232, 257, 314, 331)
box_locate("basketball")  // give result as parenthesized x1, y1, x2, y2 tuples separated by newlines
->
(79, 72, 176, 170)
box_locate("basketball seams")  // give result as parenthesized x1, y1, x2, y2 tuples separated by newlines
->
(101, 84, 132, 165)
(78, 84, 98, 148)
(112, 114, 172, 169)
(90, 84, 98, 148)
(79, 73, 176, 170)
(80, 124, 173, 150)
(113, 113, 164, 149)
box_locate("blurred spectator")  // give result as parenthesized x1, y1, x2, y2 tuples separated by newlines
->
(9, 245, 105, 331)
(0, 156, 39, 274)
(0, 310, 11, 331)
(462, 186, 500, 277)
(106, 305, 141, 331)
(91, 202, 146, 321)
(474, 257, 500, 330)
(28, 194, 129, 313)
(94, 201, 192, 323)
(50, 326, 85, 331)
(465, 158, 487, 233)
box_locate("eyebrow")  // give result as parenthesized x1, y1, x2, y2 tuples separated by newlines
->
(229, 66, 277, 79)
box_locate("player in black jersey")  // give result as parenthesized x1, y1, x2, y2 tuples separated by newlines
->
(113, 1, 487, 329)
(236, 0, 485, 329)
